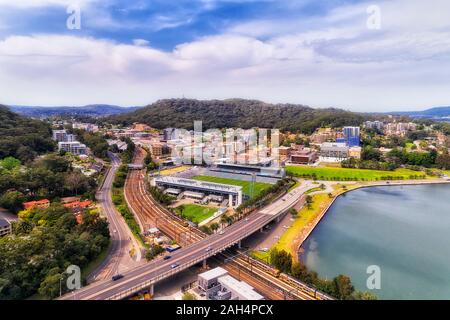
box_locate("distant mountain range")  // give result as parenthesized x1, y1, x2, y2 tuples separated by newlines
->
(387, 106, 450, 119)
(9, 104, 142, 118)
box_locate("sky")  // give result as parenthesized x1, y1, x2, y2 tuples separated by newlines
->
(0, 0, 449, 111)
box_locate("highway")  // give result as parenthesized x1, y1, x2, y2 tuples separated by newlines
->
(87, 152, 142, 282)
(61, 160, 315, 300)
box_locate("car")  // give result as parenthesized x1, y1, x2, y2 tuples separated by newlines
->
(170, 263, 179, 269)
(163, 255, 172, 260)
(112, 274, 124, 281)
(218, 230, 225, 235)
(205, 246, 212, 252)
(245, 218, 250, 222)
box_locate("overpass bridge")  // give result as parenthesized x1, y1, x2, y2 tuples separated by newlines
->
(60, 182, 311, 300)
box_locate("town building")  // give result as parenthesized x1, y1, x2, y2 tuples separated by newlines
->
(278, 146, 291, 160)
(349, 146, 362, 159)
(364, 121, 384, 131)
(52, 130, 76, 142)
(338, 127, 360, 147)
(197, 267, 264, 300)
(319, 142, 349, 162)
(63, 200, 93, 213)
(163, 128, 176, 141)
(132, 123, 152, 131)
(0, 218, 11, 237)
(385, 122, 417, 136)
(58, 141, 88, 155)
(72, 123, 99, 132)
(150, 143, 171, 158)
(151, 176, 243, 208)
(290, 149, 318, 164)
(23, 199, 50, 210)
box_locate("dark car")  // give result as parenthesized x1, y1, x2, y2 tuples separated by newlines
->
(112, 274, 124, 281)
(163, 255, 172, 260)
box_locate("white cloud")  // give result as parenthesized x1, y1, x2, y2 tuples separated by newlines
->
(1, 0, 450, 111)
(133, 39, 150, 46)
(0, 0, 97, 8)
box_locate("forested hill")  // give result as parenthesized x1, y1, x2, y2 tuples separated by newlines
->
(0, 105, 54, 163)
(107, 99, 366, 133)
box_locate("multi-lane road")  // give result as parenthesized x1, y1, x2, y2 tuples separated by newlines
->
(87, 152, 142, 282)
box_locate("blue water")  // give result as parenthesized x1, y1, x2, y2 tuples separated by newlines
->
(300, 184, 450, 300)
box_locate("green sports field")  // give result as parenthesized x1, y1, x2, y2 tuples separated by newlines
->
(286, 165, 428, 181)
(192, 175, 272, 198)
(175, 204, 217, 224)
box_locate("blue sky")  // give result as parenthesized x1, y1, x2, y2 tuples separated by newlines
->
(0, 0, 450, 111)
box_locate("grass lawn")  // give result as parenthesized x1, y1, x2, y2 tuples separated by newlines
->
(192, 175, 272, 198)
(251, 250, 270, 262)
(286, 165, 428, 181)
(175, 204, 217, 224)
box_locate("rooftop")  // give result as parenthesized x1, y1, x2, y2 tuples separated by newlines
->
(198, 267, 228, 281)
(154, 176, 242, 193)
(0, 218, 11, 228)
(218, 275, 264, 300)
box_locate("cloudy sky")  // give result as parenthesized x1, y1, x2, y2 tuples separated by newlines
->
(0, 0, 449, 111)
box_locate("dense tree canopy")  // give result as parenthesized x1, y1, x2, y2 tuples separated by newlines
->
(0, 204, 109, 299)
(108, 99, 366, 133)
(0, 155, 97, 213)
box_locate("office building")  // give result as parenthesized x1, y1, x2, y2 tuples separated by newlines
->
(364, 121, 384, 131)
(290, 149, 318, 164)
(342, 127, 360, 147)
(198, 267, 264, 300)
(58, 141, 87, 155)
(319, 142, 349, 162)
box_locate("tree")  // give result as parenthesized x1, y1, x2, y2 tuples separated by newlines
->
(182, 292, 197, 300)
(353, 291, 378, 300)
(437, 151, 450, 170)
(145, 245, 165, 261)
(64, 172, 88, 196)
(289, 208, 298, 217)
(0, 191, 25, 214)
(270, 248, 292, 274)
(291, 261, 314, 285)
(305, 195, 313, 209)
(210, 223, 220, 233)
(38, 268, 63, 299)
(0, 157, 21, 171)
(332, 275, 355, 300)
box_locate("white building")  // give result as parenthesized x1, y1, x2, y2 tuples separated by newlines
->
(319, 142, 349, 162)
(58, 141, 87, 155)
(73, 123, 99, 132)
(152, 176, 243, 208)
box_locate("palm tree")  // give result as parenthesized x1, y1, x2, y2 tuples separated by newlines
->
(220, 214, 229, 228)
(210, 223, 220, 233)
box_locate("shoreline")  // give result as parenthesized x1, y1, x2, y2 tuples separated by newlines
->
(295, 179, 450, 260)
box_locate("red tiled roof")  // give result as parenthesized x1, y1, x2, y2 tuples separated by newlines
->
(63, 200, 93, 209)
(23, 199, 50, 209)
